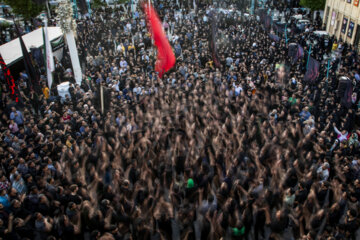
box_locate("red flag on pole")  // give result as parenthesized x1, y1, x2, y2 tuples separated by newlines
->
(143, 2, 175, 78)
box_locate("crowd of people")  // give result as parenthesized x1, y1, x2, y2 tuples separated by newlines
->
(0, 0, 360, 239)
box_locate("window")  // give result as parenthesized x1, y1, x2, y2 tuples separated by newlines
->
(331, 10, 336, 26)
(348, 21, 355, 38)
(341, 17, 348, 34)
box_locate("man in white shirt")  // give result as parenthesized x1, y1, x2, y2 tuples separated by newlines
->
(126, 22, 132, 32)
(120, 57, 128, 68)
(119, 67, 127, 75)
(133, 83, 142, 95)
(141, 54, 149, 62)
(231, 81, 242, 96)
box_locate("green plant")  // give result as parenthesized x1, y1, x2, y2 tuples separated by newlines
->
(115, 0, 131, 3)
(0, 21, 11, 29)
(92, 0, 106, 8)
(4, 0, 44, 20)
(299, 0, 326, 11)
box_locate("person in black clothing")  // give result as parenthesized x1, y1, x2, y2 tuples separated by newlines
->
(0, 1, 359, 239)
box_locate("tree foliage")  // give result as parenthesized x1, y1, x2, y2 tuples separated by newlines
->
(299, 0, 326, 11)
(4, 0, 44, 19)
(115, 0, 130, 3)
(92, 0, 130, 9)
(92, 0, 106, 8)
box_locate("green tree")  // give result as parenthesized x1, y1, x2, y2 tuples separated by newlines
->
(4, 0, 44, 20)
(92, 0, 106, 8)
(115, 0, 130, 3)
(91, 0, 130, 9)
(299, 0, 326, 11)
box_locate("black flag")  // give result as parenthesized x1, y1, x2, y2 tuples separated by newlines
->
(77, 0, 88, 14)
(31, 47, 44, 68)
(338, 77, 353, 108)
(304, 57, 320, 83)
(269, 33, 280, 42)
(14, 23, 40, 91)
(288, 44, 304, 64)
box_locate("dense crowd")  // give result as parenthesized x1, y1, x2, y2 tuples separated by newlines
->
(0, 0, 360, 239)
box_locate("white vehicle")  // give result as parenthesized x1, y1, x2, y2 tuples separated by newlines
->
(296, 19, 311, 29)
(0, 18, 13, 25)
(293, 8, 310, 15)
(313, 31, 329, 38)
(0, 4, 11, 18)
(291, 14, 303, 21)
(49, 0, 61, 6)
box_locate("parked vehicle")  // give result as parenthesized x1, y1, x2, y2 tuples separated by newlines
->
(49, 0, 61, 6)
(296, 19, 311, 30)
(313, 30, 329, 38)
(291, 14, 303, 22)
(0, 4, 11, 18)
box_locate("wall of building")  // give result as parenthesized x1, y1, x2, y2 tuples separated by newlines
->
(324, 0, 360, 47)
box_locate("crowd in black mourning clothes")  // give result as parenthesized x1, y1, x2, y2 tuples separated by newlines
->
(1, 0, 360, 239)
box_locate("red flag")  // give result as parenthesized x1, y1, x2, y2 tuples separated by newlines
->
(0, 54, 19, 102)
(143, 3, 175, 78)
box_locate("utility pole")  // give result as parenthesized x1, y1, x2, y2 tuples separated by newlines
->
(250, 0, 255, 15)
(326, 58, 331, 80)
(87, 0, 92, 16)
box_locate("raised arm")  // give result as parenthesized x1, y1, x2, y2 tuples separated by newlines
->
(333, 125, 341, 135)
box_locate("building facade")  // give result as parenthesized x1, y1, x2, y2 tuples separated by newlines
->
(324, 0, 360, 49)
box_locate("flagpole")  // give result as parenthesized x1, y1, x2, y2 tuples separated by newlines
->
(326, 59, 331, 80)
(131, 0, 133, 18)
(285, 24, 288, 47)
(306, 44, 312, 70)
(148, 0, 154, 47)
(87, 0, 92, 17)
(251, 0, 255, 15)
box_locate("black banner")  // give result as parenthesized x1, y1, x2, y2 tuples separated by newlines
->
(0, 54, 19, 102)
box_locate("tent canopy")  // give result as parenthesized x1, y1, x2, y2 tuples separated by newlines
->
(0, 27, 63, 65)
